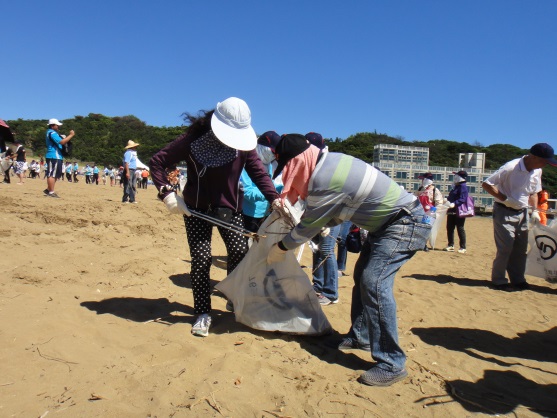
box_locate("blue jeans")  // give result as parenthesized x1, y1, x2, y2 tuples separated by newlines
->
(348, 205, 430, 372)
(336, 220, 352, 272)
(122, 169, 136, 203)
(312, 224, 341, 300)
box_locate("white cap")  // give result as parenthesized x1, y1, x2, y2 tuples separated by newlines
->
(48, 118, 63, 126)
(210, 97, 256, 151)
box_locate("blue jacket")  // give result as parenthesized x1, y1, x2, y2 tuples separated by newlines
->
(240, 164, 283, 218)
(448, 182, 468, 207)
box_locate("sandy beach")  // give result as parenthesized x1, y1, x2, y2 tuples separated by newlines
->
(1, 178, 556, 418)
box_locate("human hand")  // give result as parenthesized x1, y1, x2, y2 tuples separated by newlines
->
(69, 130, 75, 136)
(449, 202, 455, 208)
(424, 205, 431, 211)
(320, 227, 330, 237)
(530, 211, 541, 224)
(163, 192, 191, 216)
(267, 243, 287, 264)
(272, 198, 292, 219)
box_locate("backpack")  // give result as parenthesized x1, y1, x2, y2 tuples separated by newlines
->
(49, 132, 72, 157)
(346, 224, 362, 253)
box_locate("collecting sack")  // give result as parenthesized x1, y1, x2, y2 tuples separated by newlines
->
(215, 211, 332, 335)
(346, 224, 362, 253)
(526, 222, 557, 283)
(457, 195, 475, 218)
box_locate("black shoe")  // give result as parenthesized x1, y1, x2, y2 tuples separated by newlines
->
(513, 282, 530, 291)
(43, 189, 49, 195)
(489, 283, 513, 292)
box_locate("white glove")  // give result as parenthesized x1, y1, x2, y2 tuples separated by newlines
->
(530, 211, 541, 224)
(424, 205, 431, 211)
(320, 227, 330, 237)
(272, 198, 289, 215)
(267, 243, 287, 264)
(163, 193, 191, 216)
(504, 197, 522, 210)
(449, 202, 455, 208)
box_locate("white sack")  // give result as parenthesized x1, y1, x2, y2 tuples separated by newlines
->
(215, 211, 332, 335)
(526, 223, 557, 283)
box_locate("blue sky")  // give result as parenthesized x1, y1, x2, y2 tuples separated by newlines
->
(3, 1, 557, 149)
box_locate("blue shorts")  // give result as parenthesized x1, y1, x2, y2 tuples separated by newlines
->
(46, 158, 63, 179)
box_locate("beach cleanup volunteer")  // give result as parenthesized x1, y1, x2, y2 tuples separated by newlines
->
(149, 97, 280, 337)
(266, 134, 431, 386)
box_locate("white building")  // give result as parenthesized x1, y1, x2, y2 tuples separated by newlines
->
(372, 144, 497, 210)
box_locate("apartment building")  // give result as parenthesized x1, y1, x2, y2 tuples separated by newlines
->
(372, 144, 497, 210)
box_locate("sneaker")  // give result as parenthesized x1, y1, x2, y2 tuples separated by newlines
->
(191, 314, 212, 337)
(47, 192, 60, 198)
(457, 248, 467, 254)
(43, 189, 49, 195)
(443, 246, 455, 252)
(358, 367, 408, 387)
(338, 337, 371, 352)
(317, 294, 332, 306)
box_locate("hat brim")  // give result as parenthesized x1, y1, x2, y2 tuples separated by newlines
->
(545, 158, 557, 167)
(125, 143, 139, 149)
(211, 113, 257, 151)
(272, 161, 286, 180)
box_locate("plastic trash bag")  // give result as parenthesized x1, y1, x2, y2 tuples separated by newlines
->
(429, 204, 448, 249)
(215, 211, 332, 335)
(526, 223, 557, 283)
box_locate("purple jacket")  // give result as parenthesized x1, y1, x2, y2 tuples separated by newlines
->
(149, 132, 279, 212)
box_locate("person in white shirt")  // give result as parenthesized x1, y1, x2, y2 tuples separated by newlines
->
(482, 143, 557, 291)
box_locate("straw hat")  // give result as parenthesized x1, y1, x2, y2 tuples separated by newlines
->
(124, 140, 140, 149)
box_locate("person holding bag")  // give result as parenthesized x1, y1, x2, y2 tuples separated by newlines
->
(443, 170, 469, 254)
(149, 97, 280, 338)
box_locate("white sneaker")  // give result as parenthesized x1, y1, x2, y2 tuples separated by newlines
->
(458, 248, 467, 254)
(444, 246, 455, 252)
(191, 314, 212, 337)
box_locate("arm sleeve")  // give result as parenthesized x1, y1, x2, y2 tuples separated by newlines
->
(281, 191, 345, 250)
(244, 150, 279, 203)
(240, 170, 267, 203)
(149, 133, 190, 199)
(453, 184, 469, 207)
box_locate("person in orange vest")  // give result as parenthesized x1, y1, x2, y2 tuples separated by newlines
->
(537, 189, 549, 225)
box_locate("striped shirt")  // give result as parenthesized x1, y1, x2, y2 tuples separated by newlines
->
(282, 151, 416, 250)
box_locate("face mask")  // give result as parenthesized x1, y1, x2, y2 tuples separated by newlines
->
(453, 174, 462, 184)
(256, 144, 275, 165)
(422, 178, 433, 188)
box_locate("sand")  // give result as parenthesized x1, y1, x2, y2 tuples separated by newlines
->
(1, 177, 556, 418)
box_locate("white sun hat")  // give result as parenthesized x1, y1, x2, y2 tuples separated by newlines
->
(48, 118, 63, 126)
(210, 97, 257, 151)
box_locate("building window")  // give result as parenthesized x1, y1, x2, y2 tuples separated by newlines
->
(395, 172, 408, 179)
(468, 186, 476, 193)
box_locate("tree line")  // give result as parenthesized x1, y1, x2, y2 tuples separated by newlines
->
(6, 114, 557, 195)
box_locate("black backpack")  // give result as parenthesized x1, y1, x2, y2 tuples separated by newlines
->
(49, 132, 72, 157)
(346, 224, 362, 253)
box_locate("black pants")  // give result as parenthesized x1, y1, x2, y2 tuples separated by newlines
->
(3, 168, 10, 183)
(184, 211, 248, 315)
(446, 213, 467, 249)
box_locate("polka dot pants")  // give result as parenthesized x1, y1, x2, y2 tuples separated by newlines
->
(184, 210, 248, 314)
